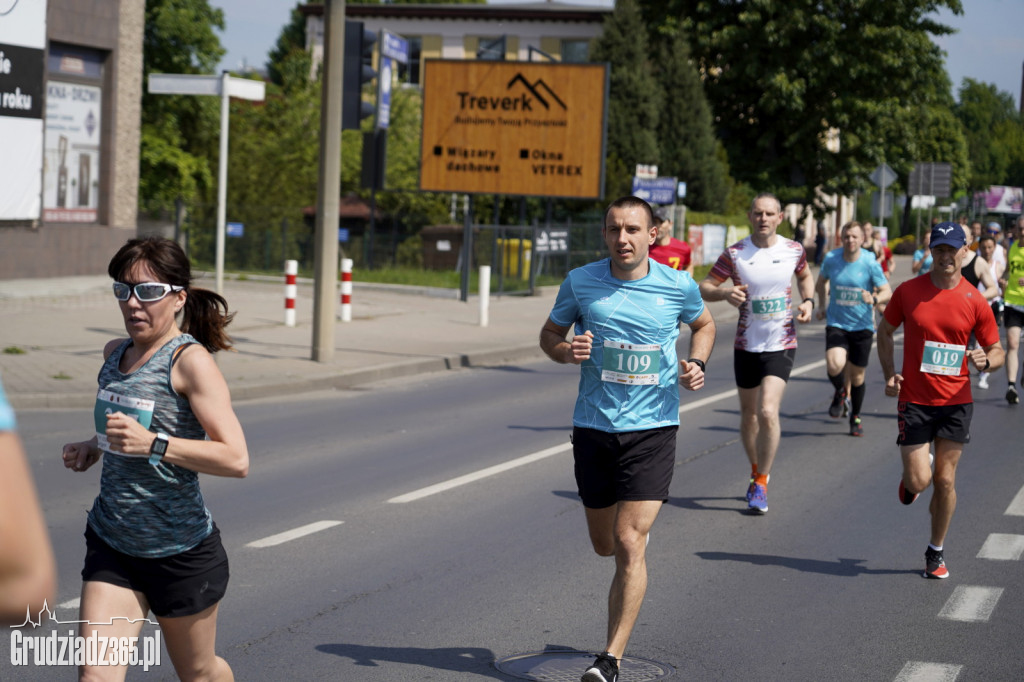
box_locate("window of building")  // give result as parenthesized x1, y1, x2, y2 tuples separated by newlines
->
(397, 36, 422, 85)
(477, 36, 507, 60)
(561, 39, 590, 63)
(43, 44, 105, 223)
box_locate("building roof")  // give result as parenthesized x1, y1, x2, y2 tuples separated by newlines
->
(299, 2, 610, 23)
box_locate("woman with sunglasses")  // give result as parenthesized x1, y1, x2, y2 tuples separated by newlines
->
(62, 236, 248, 681)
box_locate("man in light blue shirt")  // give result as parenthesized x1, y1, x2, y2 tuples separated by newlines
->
(816, 221, 891, 436)
(540, 196, 715, 682)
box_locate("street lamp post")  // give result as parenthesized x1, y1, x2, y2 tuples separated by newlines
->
(148, 72, 266, 295)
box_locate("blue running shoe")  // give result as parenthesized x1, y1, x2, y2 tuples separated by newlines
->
(748, 483, 767, 514)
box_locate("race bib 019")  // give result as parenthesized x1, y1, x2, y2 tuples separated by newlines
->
(94, 389, 155, 455)
(920, 340, 966, 376)
(601, 341, 661, 386)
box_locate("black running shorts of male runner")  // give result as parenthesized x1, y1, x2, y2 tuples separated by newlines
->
(897, 402, 973, 446)
(825, 326, 875, 368)
(571, 425, 677, 509)
(82, 524, 229, 618)
(1004, 306, 1024, 330)
(733, 348, 796, 389)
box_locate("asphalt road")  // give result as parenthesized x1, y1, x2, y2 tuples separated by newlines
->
(5, 319, 1024, 681)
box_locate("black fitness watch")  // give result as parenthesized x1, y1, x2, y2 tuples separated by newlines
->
(688, 358, 706, 373)
(149, 432, 169, 465)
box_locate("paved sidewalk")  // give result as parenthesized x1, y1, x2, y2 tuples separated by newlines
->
(0, 273, 742, 409)
(4, 254, 913, 410)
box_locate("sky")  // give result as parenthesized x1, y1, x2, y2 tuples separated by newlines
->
(213, 0, 1023, 107)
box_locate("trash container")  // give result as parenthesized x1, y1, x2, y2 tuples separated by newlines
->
(497, 238, 532, 281)
(420, 225, 464, 270)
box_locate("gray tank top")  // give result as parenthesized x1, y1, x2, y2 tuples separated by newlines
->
(87, 334, 213, 557)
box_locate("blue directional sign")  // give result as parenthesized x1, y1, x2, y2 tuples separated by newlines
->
(631, 176, 677, 205)
(376, 55, 393, 130)
(226, 222, 244, 237)
(338, 227, 350, 243)
(381, 31, 409, 64)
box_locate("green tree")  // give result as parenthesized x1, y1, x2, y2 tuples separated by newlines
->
(140, 0, 226, 209)
(651, 28, 729, 211)
(266, 3, 308, 86)
(955, 78, 1023, 192)
(666, 0, 964, 213)
(589, 0, 661, 199)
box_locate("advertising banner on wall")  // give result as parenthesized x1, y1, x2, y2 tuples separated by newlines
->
(420, 60, 608, 199)
(975, 186, 1023, 214)
(42, 81, 101, 222)
(0, 0, 46, 220)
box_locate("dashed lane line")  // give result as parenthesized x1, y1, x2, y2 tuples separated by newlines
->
(937, 585, 1004, 623)
(245, 520, 344, 548)
(387, 359, 828, 504)
(1003, 483, 1024, 516)
(894, 661, 961, 682)
(977, 533, 1024, 560)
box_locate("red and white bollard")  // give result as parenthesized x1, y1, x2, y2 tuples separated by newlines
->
(284, 259, 297, 327)
(339, 258, 353, 322)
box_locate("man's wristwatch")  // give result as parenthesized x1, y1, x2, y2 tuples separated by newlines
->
(688, 358, 706, 373)
(802, 297, 814, 307)
(149, 433, 169, 466)
(983, 358, 991, 371)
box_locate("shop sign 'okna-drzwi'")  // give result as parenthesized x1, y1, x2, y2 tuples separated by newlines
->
(420, 60, 608, 199)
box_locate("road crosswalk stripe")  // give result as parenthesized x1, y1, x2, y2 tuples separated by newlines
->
(976, 533, 1024, 560)
(894, 661, 961, 681)
(937, 585, 1003, 623)
(1004, 484, 1024, 516)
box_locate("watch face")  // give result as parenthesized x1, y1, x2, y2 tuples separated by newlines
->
(151, 435, 168, 456)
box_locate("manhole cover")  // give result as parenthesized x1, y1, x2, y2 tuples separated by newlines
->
(495, 650, 674, 681)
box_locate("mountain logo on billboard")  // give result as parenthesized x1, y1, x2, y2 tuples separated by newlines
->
(506, 74, 567, 111)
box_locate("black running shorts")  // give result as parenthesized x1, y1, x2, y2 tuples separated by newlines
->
(733, 348, 796, 389)
(825, 326, 875, 368)
(82, 523, 229, 618)
(897, 401, 973, 446)
(1004, 306, 1024, 330)
(572, 425, 677, 509)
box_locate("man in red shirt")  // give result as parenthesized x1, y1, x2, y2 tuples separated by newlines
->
(649, 206, 693, 274)
(877, 222, 1004, 579)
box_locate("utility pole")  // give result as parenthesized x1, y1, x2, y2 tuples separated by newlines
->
(312, 0, 346, 362)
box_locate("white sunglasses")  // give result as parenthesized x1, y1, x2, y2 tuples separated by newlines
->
(113, 281, 184, 302)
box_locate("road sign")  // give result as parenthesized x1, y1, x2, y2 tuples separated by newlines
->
(908, 162, 952, 197)
(338, 227, 350, 243)
(376, 56, 393, 129)
(381, 31, 409, 64)
(226, 222, 244, 237)
(535, 228, 569, 254)
(635, 164, 657, 180)
(631, 176, 677, 205)
(869, 163, 898, 188)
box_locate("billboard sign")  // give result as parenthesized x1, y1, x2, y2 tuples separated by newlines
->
(975, 186, 1023, 214)
(0, 0, 46, 220)
(420, 60, 608, 199)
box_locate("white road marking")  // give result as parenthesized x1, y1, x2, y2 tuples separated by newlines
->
(59, 598, 80, 611)
(937, 585, 1004, 623)
(977, 533, 1024, 560)
(246, 520, 344, 548)
(388, 358, 829, 504)
(1004, 484, 1024, 516)
(894, 661, 961, 682)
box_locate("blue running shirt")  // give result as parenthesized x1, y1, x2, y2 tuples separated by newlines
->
(820, 247, 888, 331)
(548, 258, 705, 433)
(0, 377, 15, 432)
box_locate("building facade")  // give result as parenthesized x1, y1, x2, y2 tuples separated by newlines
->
(0, 0, 143, 279)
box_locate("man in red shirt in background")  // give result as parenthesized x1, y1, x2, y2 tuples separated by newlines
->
(649, 206, 693, 274)
(877, 221, 1004, 580)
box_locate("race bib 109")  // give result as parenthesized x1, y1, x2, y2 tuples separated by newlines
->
(601, 341, 661, 386)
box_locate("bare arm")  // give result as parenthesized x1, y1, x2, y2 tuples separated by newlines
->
(794, 266, 815, 323)
(0, 431, 56, 624)
(814, 270, 829, 320)
(101, 345, 249, 477)
(699, 275, 748, 307)
(876, 317, 903, 397)
(540, 318, 593, 365)
(679, 307, 716, 391)
(975, 258, 999, 300)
